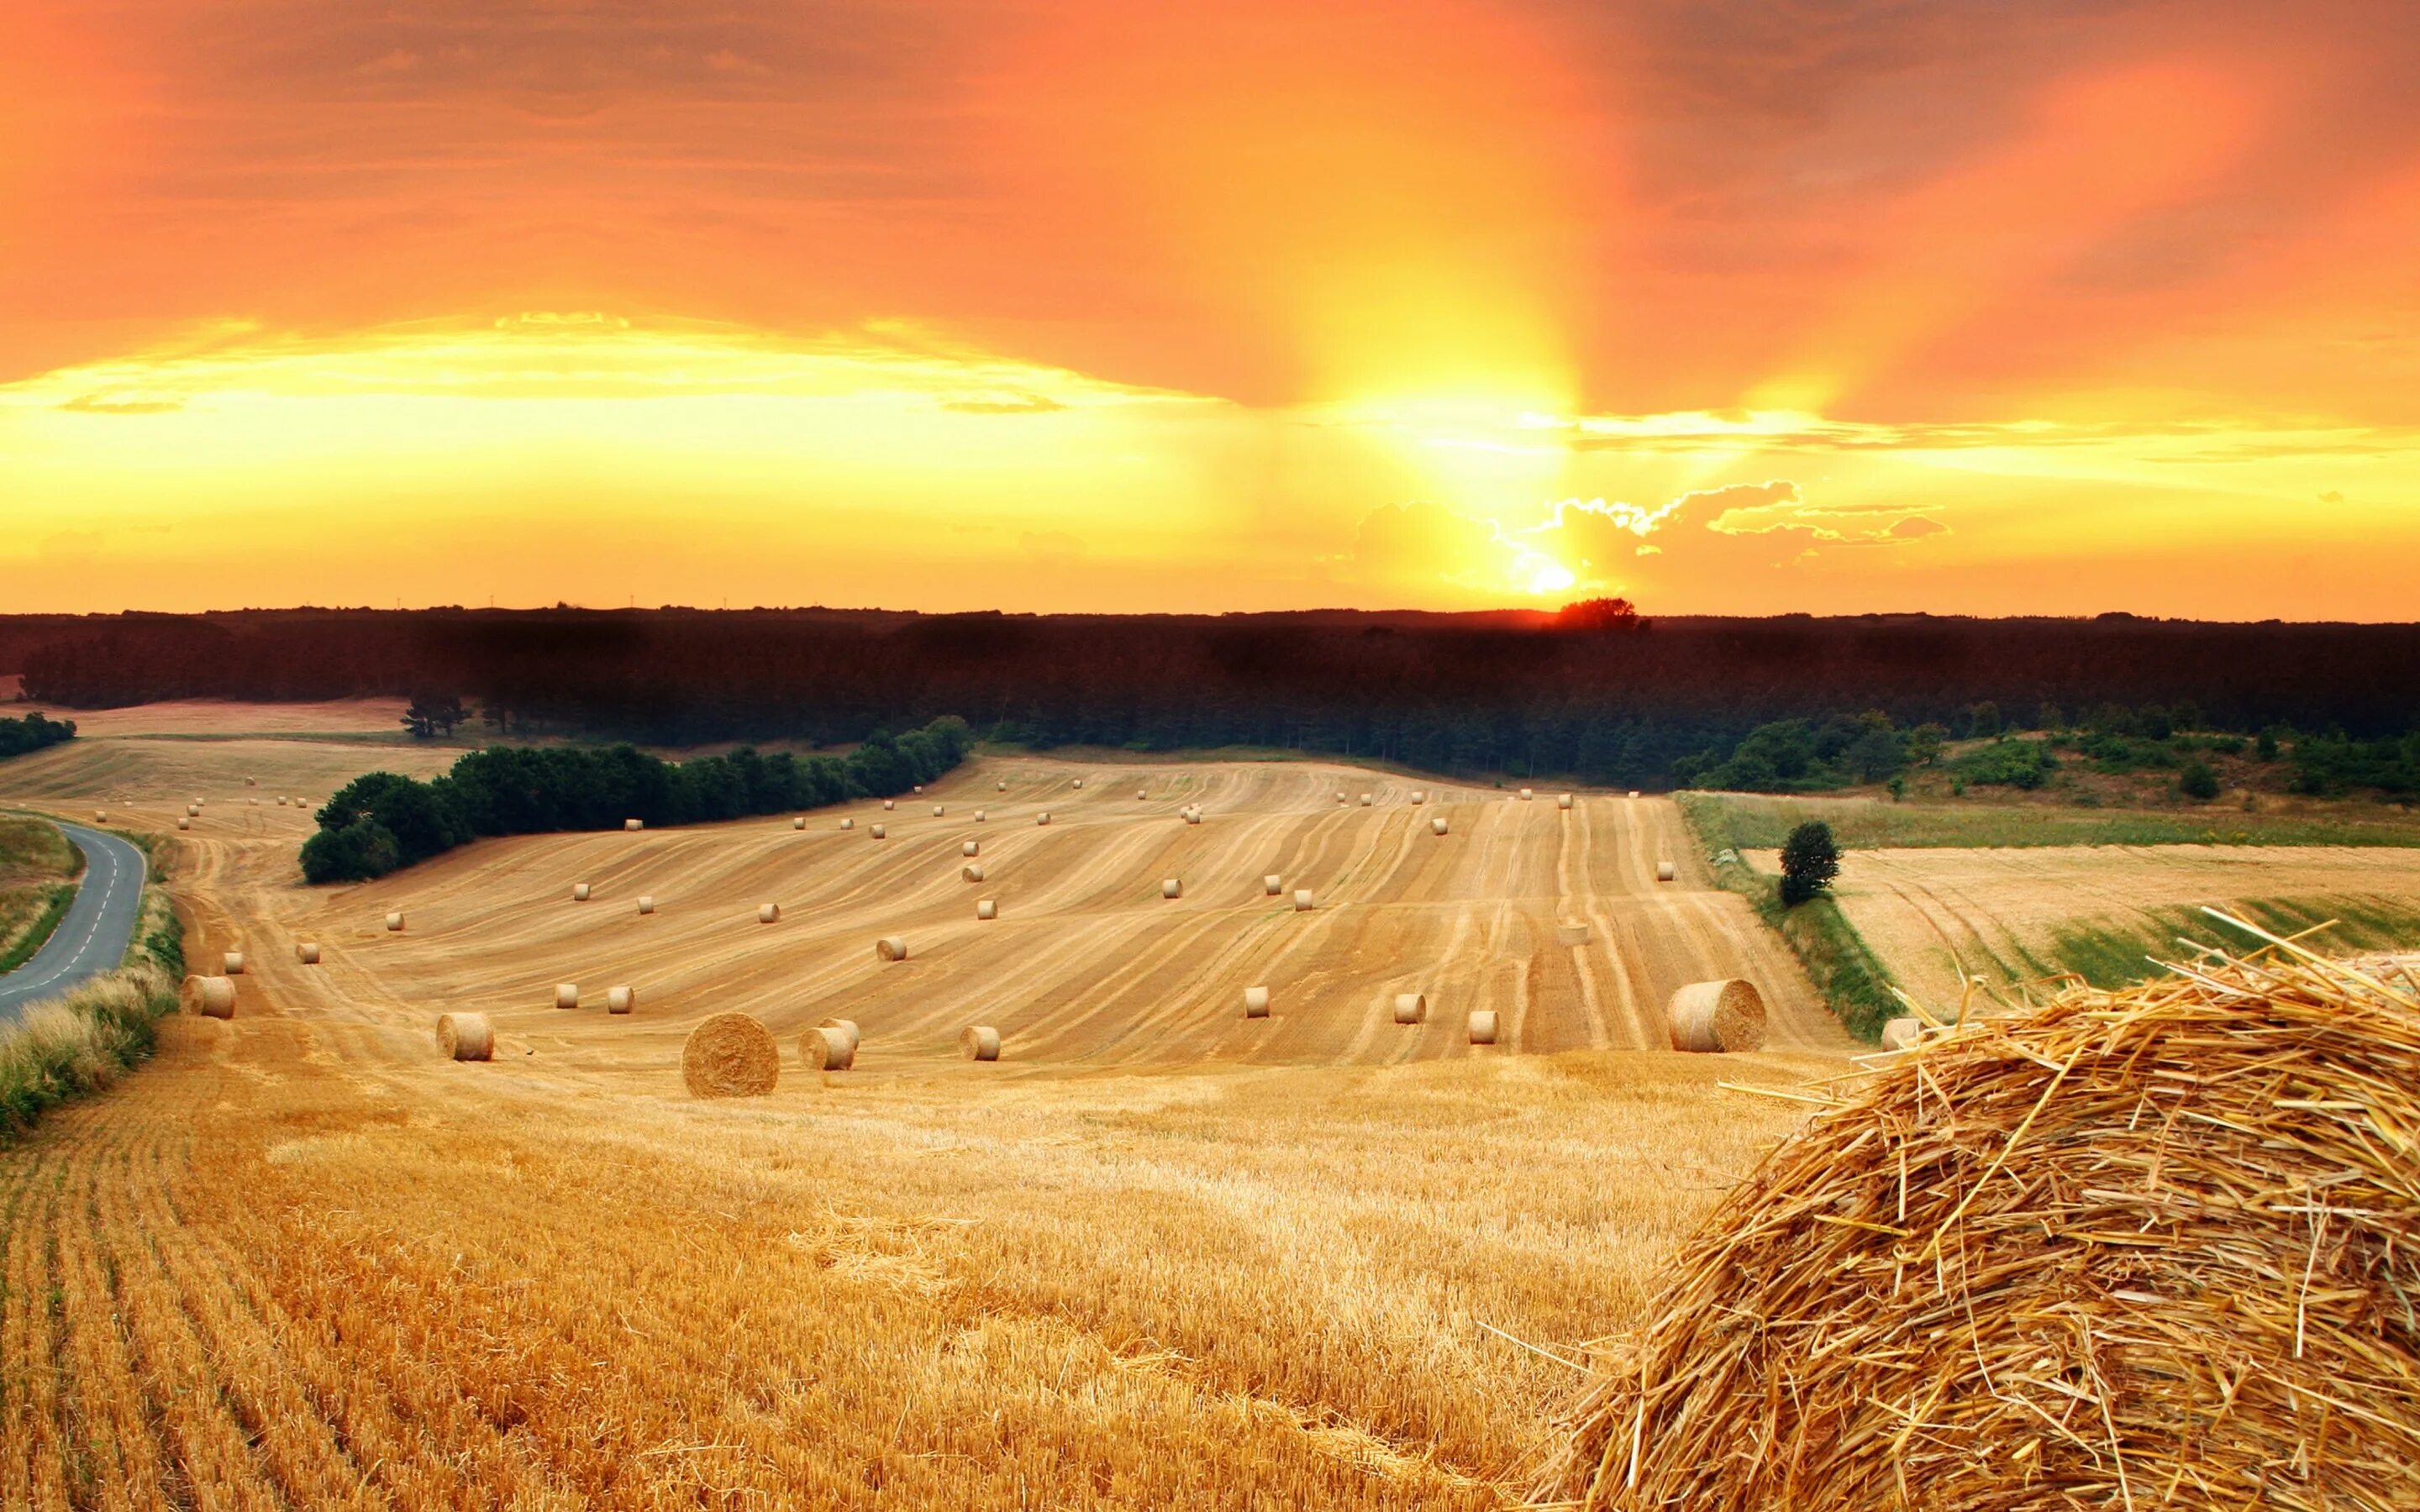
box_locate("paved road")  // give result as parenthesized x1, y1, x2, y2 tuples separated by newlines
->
(0, 820, 149, 1026)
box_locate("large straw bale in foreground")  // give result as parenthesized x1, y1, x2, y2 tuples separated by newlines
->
(181, 975, 235, 1018)
(681, 1012, 779, 1097)
(1544, 947, 2420, 1511)
(1665, 978, 1766, 1053)
(436, 1012, 493, 1061)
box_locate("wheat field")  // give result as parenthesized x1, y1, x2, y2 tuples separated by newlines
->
(2, 730, 1853, 1508)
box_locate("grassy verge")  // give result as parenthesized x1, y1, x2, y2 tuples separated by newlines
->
(1685, 790, 2420, 850)
(0, 879, 183, 1143)
(0, 884, 75, 974)
(2046, 895, 2420, 989)
(1679, 794, 1900, 1042)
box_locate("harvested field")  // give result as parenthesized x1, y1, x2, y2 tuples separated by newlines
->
(1765, 843, 2420, 1005)
(0, 737, 1857, 1506)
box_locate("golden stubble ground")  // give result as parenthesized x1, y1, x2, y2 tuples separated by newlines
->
(1, 713, 1853, 1508)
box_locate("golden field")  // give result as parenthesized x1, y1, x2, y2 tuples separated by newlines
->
(0, 715, 1849, 1508)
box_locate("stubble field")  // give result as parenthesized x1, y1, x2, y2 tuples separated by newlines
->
(0, 715, 1849, 1508)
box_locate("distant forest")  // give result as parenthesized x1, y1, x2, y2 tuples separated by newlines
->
(11, 607, 2420, 790)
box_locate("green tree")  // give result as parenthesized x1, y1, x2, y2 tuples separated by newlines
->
(1906, 722, 1949, 766)
(1778, 821, 1840, 907)
(2180, 761, 2220, 801)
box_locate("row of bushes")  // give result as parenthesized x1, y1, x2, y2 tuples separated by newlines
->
(0, 711, 74, 760)
(302, 717, 975, 883)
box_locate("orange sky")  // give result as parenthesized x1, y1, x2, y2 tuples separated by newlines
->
(3, 0, 2417, 617)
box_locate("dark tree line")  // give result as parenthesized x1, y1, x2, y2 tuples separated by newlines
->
(302, 717, 972, 883)
(14, 607, 2420, 790)
(0, 711, 75, 760)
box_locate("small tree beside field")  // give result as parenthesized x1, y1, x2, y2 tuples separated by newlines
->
(1779, 821, 1841, 906)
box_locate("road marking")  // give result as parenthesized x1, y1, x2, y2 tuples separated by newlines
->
(0, 826, 147, 1011)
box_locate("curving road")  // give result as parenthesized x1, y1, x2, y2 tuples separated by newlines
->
(0, 820, 149, 1026)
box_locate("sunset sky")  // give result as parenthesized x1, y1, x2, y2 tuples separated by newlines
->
(3, 1, 2416, 617)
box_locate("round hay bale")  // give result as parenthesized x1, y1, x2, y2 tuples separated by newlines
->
(1392, 992, 1427, 1025)
(93, 809, 106, 822)
(1036, 811, 1051, 826)
(245, 777, 256, 786)
(876, 936, 908, 963)
(1138, 787, 1149, 800)
(624, 817, 643, 832)
(1292, 889, 1313, 911)
(932, 805, 944, 816)
(186, 803, 201, 817)
(963, 864, 986, 883)
(1557, 792, 1573, 810)
(296, 942, 320, 965)
(976, 899, 997, 920)
(882, 799, 895, 811)
(1545, 953, 2420, 1512)
(871, 823, 887, 839)
(1628, 789, 1640, 799)
(192, 796, 204, 807)
(249, 798, 258, 806)
(608, 984, 635, 1015)
(222, 951, 245, 975)
(176, 817, 191, 831)
(1880, 1016, 1923, 1052)
(1336, 791, 1348, 805)
(1184, 809, 1202, 826)
(962, 840, 980, 857)
(841, 816, 855, 830)
(1520, 788, 1534, 801)
(1555, 921, 1590, 947)
(554, 983, 579, 1010)
(1467, 1009, 1497, 1044)
(385, 911, 405, 932)
(997, 780, 1007, 790)
(802, 1025, 855, 1071)
(757, 902, 781, 924)
(960, 1025, 1001, 1061)
(637, 895, 655, 916)
(1071, 778, 1083, 790)
(1360, 793, 1373, 806)
(182, 975, 235, 1018)
(1411, 790, 1426, 804)
(1665, 979, 1767, 1053)
(974, 809, 986, 822)
(792, 816, 805, 830)
(1244, 984, 1270, 1019)
(1264, 874, 1282, 895)
(681, 1012, 778, 1097)
(1656, 860, 1677, 882)
(436, 1011, 493, 1060)
(819, 1017, 861, 1057)
(1430, 816, 1449, 836)
(572, 882, 591, 902)
(1161, 878, 1182, 899)
(913, 784, 923, 794)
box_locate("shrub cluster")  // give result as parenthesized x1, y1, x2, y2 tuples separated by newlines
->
(301, 717, 972, 883)
(0, 711, 75, 759)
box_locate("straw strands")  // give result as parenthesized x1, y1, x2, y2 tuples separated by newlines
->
(1664, 978, 1766, 1053)
(681, 1012, 778, 1097)
(1543, 943, 2420, 1511)
(434, 1011, 492, 1061)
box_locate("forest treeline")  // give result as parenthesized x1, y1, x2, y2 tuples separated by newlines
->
(0, 711, 75, 761)
(13, 607, 2420, 790)
(302, 717, 972, 883)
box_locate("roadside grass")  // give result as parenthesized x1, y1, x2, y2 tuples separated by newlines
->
(0, 885, 75, 974)
(1680, 794, 1900, 1042)
(2047, 895, 2420, 990)
(0, 878, 182, 1144)
(1686, 790, 2420, 850)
